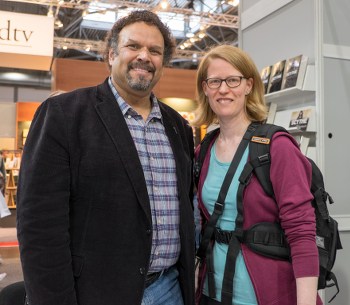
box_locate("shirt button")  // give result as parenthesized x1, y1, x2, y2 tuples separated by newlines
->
(127, 115, 132, 119)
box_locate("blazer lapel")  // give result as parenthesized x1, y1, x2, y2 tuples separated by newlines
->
(160, 106, 189, 194)
(94, 82, 151, 222)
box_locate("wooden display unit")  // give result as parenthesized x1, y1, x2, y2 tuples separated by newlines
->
(16, 102, 41, 150)
(3, 150, 22, 209)
(5, 168, 18, 209)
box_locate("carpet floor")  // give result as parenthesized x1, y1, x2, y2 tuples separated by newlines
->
(0, 227, 23, 293)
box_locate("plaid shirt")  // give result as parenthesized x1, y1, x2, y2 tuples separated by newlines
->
(108, 78, 180, 272)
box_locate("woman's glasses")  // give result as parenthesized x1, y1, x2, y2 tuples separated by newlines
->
(204, 76, 246, 89)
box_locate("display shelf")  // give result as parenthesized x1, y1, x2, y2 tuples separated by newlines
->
(287, 129, 317, 136)
(5, 169, 18, 209)
(265, 65, 316, 110)
(290, 131, 317, 147)
(265, 88, 315, 109)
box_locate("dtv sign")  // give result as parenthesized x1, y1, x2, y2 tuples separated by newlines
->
(0, 11, 54, 70)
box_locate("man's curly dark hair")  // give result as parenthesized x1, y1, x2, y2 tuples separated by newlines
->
(103, 10, 175, 70)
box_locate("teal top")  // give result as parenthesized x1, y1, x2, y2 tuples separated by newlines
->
(201, 141, 257, 305)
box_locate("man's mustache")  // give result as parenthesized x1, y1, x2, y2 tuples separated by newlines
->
(128, 62, 155, 73)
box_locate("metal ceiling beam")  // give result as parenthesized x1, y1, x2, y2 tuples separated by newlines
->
(4, 0, 239, 28)
(54, 36, 205, 61)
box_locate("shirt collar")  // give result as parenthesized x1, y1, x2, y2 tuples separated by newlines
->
(108, 77, 162, 121)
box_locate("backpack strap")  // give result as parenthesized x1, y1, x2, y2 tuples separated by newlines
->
(248, 123, 288, 196)
(221, 123, 288, 304)
(195, 123, 259, 300)
(194, 128, 220, 189)
(235, 124, 290, 259)
(309, 158, 334, 220)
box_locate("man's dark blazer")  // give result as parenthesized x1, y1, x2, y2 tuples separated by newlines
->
(17, 78, 195, 305)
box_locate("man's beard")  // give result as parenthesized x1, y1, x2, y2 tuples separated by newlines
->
(126, 74, 152, 91)
(126, 62, 154, 91)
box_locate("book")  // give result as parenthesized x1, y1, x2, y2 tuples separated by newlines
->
(267, 60, 286, 93)
(274, 106, 316, 133)
(281, 55, 308, 90)
(260, 65, 272, 94)
(299, 136, 310, 155)
(289, 108, 313, 131)
(266, 102, 277, 124)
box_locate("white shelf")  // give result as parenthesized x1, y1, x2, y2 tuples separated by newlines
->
(265, 88, 315, 110)
(265, 64, 315, 110)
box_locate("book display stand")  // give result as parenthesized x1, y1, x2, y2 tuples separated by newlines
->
(5, 169, 17, 208)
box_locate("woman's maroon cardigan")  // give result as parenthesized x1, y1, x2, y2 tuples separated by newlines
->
(195, 131, 322, 305)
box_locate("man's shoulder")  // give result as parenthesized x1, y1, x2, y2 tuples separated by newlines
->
(46, 80, 110, 108)
(158, 100, 186, 122)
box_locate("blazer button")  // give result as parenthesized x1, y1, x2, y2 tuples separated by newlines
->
(139, 267, 146, 275)
(146, 229, 152, 235)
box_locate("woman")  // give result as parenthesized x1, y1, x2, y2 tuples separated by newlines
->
(192, 45, 321, 305)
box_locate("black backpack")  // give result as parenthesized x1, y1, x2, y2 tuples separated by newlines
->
(194, 123, 342, 303)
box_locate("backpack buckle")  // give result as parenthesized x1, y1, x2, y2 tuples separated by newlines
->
(194, 161, 200, 178)
(258, 153, 270, 165)
(213, 202, 224, 215)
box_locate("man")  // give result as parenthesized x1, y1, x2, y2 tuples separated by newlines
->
(17, 10, 195, 305)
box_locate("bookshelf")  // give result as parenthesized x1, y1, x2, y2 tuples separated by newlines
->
(265, 65, 315, 110)
(5, 168, 18, 208)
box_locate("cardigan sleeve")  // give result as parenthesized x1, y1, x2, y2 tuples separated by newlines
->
(270, 132, 319, 278)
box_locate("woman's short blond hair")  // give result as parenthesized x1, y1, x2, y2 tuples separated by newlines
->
(193, 45, 268, 127)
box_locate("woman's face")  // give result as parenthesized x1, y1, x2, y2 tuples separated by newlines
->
(203, 58, 252, 123)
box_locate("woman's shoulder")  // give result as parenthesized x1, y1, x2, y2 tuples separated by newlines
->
(270, 131, 300, 153)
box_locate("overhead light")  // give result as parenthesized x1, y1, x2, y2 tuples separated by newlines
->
(55, 19, 64, 28)
(186, 32, 194, 38)
(160, 0, 169, 10)
(62, 45, 68, 50)
(47, 6, 54, 17)
(227, 0, 239, 6)
(1, 72, 30, 82)
(85, 45, 91, 52)
(192, 53, 198, 62)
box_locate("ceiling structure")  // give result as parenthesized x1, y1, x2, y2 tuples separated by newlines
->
(0, 0, 239, 87)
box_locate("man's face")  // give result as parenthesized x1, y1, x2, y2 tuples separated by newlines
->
(109, 22, 165, 98)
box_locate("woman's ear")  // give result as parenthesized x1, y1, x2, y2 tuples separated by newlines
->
(246, 77, 253, 95)
(202, 81, 208, 96)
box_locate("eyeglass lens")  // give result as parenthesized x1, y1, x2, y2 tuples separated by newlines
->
(206, 76, 243, 89)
